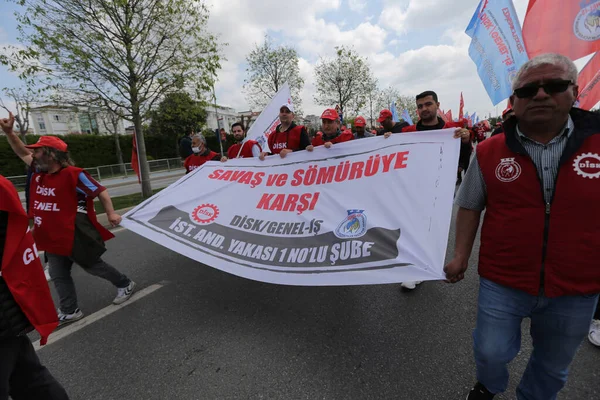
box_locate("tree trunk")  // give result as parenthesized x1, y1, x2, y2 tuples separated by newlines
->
(132, 104, 152, 197)
(111, 118, 125, 174)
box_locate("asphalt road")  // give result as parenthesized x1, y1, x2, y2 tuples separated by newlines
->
(32, 207, 600, 400)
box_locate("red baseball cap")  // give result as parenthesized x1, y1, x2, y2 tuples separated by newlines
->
(25, 136, 68, 152)
(354, 116, 366, 127)
(321, 108, 339, 121)
(502, 107, 513, 118)
(377, 109, 393, 123)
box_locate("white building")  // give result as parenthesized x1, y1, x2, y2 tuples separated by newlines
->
(30, 105, 126, 136)
(205, 105, 239, 133)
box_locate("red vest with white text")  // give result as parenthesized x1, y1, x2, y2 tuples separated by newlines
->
(227, 140, 261, 159)
(268, 125, 305, 154)
(476, 109, 600, 297)
(29, 166, 114, 256)
(312, 131, 354, 146)
(184, 151, 219, 173)
(0, 176, 58, 345)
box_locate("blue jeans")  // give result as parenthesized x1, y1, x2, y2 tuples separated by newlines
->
(473, 278, 599, 400)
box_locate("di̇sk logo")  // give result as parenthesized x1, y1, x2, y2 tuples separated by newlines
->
(334, 210, 367, 239)
(495, 158, 522, 182)
(574, 0, 600, 41)
(573, 152, 600, 179)
(191, 204, 219, 224)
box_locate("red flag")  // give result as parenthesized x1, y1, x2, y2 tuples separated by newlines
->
(445, 110, 453, 122)
(438, 108, 449, 122)
(577, 52, 600, 110)
(523, 0, 600, 60)
(131, 133, 141, 183)
(459, 92, 464, 120)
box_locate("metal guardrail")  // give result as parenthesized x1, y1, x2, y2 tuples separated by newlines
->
(6, 157, 183, 189)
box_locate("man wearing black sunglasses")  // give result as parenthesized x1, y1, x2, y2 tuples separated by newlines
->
(446, 53, 600, 400)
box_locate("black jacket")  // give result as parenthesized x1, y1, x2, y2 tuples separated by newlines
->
(0, 211, 33, 339)
(377, 121, 409, 135)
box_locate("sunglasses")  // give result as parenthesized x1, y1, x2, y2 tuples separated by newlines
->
(513, 80, 574, 99)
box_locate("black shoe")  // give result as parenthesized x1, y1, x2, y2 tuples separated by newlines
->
(466, 382, 495, 400)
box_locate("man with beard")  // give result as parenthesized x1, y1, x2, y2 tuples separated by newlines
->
(184, 134, 221, 173)
(402, 90, 473, 185)
(376, 109, 409, 135)
(353, 116, 369, 139)
(383, 91, 470, 290)
(307, 109, 354, 150)
(1, 113, 135, 327)
(259, 103, 312, 160)
(221, 122, 261, 160)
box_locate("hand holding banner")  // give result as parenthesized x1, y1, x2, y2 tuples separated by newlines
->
(121, 130, 460, 286)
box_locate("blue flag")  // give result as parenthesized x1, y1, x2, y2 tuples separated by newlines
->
(471, 112, 477, 123)
(401, 109, 413, 125)
(390, 101, 399, 123)
(466, 0, 529, 105)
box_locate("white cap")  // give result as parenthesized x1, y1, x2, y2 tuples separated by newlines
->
(280, 103, 294, 113)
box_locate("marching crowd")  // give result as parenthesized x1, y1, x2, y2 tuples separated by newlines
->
(0, 53, 598, 400)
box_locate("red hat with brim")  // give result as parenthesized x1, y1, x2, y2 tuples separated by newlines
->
(377, 109, 393, 123)
(321, 108, 339, 121)
(25, 136, 68, 152)
(354, 116, 366, 127)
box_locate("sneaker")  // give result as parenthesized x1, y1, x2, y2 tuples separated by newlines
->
(58, 308, 84, 326)
(466, 382, 495, 400)
(589, 319, 600, 347)
(44, 263, 52, 282)
(400, 281, 422, 290)
(113, 281, 136, 305)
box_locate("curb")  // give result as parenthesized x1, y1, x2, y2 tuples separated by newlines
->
(101, 171, 184, 190)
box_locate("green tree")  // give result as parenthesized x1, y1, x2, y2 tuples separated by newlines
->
(0, 85, 36, 142)
(148, 92, 207, 150)
(1, 0, 222, 197)
(313, 46, 372, 118)
(244, 35, 304, 115)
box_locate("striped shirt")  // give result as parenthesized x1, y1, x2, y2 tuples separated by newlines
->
(76, 171, 105, 213)
(455, 117, 574, 211)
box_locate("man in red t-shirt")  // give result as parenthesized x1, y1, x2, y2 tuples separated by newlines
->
(221, 122, 261, 161)
(307, 109, 354, 150)
(1, 112, 135, 327)
(184, 134, 221, 173)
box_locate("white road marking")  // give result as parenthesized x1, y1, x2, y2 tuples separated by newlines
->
(34, 282, 165, 351)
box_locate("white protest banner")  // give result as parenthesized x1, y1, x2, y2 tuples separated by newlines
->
(245, 82, 292, 153)
(121, 130, 460, 286)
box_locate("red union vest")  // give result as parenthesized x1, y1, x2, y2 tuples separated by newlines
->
(184, 151, 219, 173)
(227, 140, 261, 159)
(311, 131, 354, 146)
(29, 166, 114, 256)
(268, 125, 305, 154)
(0, 175, 58, 345)
(476, 109, 600, 297)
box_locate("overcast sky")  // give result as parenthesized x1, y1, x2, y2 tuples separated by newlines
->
(0, 0, 596, 120)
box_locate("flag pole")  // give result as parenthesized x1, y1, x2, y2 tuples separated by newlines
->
(212, 82, 224, 157)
